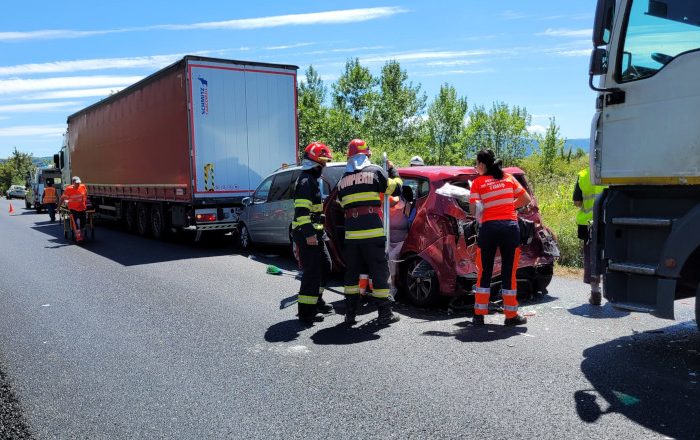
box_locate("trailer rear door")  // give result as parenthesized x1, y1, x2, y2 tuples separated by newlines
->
(187, 60, 298, 199)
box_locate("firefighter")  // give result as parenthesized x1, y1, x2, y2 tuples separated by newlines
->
(292, 142, 334, 325)
(573, 167, 607, 305)
(59, 176, 88, 238)
(469, 149, 531, 326)
(339, 139, 403, 326)
(42, 179, 58, 222)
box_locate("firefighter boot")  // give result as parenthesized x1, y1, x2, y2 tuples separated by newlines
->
(298, 304, 323, 326)
(317, 296, 334, 314)
(377, 300, 400, 326)
(344, 295, 359, 325)
(589, 278, 602, 306)
(504, 315, 527, 326)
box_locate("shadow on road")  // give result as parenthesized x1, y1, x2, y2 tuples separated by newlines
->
(310, 322, 381, 345)
(576, 321, 700, 439)
(568, 302, 630, 319)
(264, 319, 309, 343)
(422, 322, 528, 343)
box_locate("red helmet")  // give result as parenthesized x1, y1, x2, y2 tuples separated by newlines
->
(347, 139, 371, 158)
(304, 142, 333, 164)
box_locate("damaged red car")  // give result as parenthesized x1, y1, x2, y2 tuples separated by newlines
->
(323, 166, 560, 306)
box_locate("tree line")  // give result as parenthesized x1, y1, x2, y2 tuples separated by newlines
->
(297, 58, 574, 167)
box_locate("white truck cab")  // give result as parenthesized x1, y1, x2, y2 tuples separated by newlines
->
(589, 0, 700, 324)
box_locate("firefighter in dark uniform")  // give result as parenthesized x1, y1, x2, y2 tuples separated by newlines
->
(338, 139, 403, 326)
(292, 142, 334, 325)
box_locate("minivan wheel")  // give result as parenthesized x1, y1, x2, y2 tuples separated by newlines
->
(404, 258, 440, 307)
(238, 224, 252, 250)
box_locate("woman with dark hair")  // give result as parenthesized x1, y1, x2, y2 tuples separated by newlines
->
(469, 149, 531, 326)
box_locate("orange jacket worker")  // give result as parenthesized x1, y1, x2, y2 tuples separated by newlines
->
(60, 176, 89, 232)
(469, 150, 531, 327)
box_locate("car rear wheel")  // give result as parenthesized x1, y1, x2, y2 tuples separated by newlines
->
(238, 224, 252, 250)
(404, 258, 440, 307)
(535, 264, 554, 295)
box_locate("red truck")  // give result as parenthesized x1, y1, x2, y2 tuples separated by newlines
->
(59, 55, 299, 239)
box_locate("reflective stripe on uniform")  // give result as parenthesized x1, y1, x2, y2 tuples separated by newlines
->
(344, 285, 360, 295)
(501, 289, 517, 297)
(340, 191, 381, 206)
(294, 199, 313, 208)
(345, 228, 385, 240)
(474, 286, 490, 294)
(292, 216, 312, 228)
(481, 188, 513, 200)
(504, 305, 519, 312)
(483, 198, 514, 209)
(298, 295, 319, 305)
(386, 177, 403, 194)
(474, 303, 489, 310)
(310, 203, 323, 212)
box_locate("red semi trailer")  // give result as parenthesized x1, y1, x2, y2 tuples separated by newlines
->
(58, 55, 298, 239)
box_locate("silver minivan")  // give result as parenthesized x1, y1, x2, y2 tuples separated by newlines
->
(238, 163, 346, 249)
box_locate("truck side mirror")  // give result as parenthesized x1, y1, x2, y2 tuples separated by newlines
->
(589, 48, 608, 76)
(593, 0, 614, 46)
(241, 197, 251, 206)
(53, 154, 60, 168)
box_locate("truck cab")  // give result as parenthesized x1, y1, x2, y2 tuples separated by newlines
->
(25, 166, 62, 212)
(589, 0, 700, 323)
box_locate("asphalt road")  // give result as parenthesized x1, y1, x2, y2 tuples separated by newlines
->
(0, 198, 698, 440)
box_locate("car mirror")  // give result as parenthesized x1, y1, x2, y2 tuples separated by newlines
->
(242, 197, 251, 206)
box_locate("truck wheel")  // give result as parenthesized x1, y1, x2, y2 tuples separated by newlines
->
(404, 258, 440, 307)
(136, 203, 150, 236)
(125, 203, 137, 232)
(150, 205, 166, 240)
(238, 224, 252, 250)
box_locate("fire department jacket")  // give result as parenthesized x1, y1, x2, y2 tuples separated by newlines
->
(337, 164, 402, 240)
(292, 168, 325, 238)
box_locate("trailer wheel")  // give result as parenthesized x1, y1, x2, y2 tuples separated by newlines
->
(150, 205, 166, 240)
(125, 203, 137, 232)
(136, 203, 150, 236)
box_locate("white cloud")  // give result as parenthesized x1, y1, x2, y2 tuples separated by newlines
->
(0, 54, 182, 76)
(305, 45, 387, 55)
(548, 48, 591, 57)
(266, 42, 314, 50)
(0, 76, 143, 95)
(361, 49, 495, 64)
(22, 88, 120, 100)
(527, 125, 547, 135)
(0, 29, 127, 42)
(0, 101, 82, 113)
(500, 10, 528, 20)
(0, 125, 65, 137)
(414, 68, 494, 77)
(158, 7, 407, 31)
(538, 28, 592, 37)
(425, 59, 482, 66)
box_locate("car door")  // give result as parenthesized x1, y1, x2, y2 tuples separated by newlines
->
(265, 170, 299, 245)
(245, 175, 274, 242)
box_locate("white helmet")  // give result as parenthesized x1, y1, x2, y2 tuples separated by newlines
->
(409, 155, 425, 166)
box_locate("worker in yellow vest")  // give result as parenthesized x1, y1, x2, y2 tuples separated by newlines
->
(573, 167, 607, 305)
(42, 179, 58, 223)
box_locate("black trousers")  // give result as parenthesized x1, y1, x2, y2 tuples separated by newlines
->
(343, 237, 392, 298)
(70, 210, 87, 231)
(476, 220, 520, 290)
(293, 230, 332, 317)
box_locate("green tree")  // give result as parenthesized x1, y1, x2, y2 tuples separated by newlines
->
(537, 117, 566, 174)
(0, 148, 34, 194)
(370, 60, 427, 152)
(465, 102, 532, 165)
(425, 83, 468, 165)
(332, 58, 378, 123)
(298, 65, 329, 153)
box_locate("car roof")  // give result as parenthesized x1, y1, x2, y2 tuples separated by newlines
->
(267, 162, 346, 176)
(398, 165, 524, 181)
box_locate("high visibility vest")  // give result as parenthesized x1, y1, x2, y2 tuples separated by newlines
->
(42, 187, 57, 204)
(576, 168, 606, 226)
(64, 184, 88, 211)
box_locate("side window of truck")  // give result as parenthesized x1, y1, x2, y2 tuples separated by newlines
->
(253, 176, 274, 203)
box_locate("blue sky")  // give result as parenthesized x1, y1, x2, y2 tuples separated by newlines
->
(0, 0, 597, 158)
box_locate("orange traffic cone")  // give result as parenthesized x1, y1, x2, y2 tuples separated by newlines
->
(8, 203, 14, 214)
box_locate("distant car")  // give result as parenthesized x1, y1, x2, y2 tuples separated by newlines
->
(237, 163, 346, 250)
(6, 185, 27, 200)
(323, 166, 560, 306)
